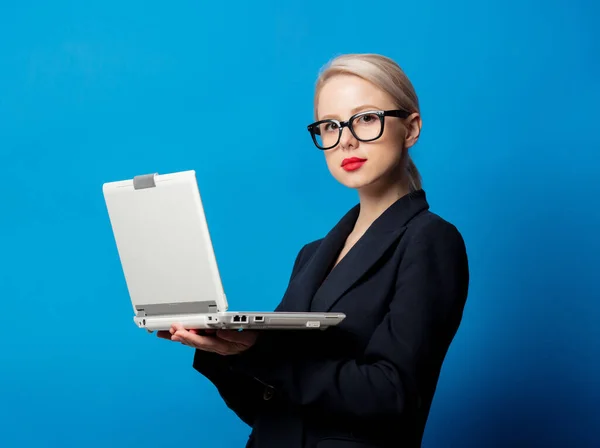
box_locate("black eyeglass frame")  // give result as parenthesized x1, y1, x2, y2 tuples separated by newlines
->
(306, 109, 411, 150)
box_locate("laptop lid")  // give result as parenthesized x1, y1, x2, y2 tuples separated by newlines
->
(102, 170, 229, 318)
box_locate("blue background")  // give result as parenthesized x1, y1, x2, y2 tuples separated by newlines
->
(1, 1, 598, 447)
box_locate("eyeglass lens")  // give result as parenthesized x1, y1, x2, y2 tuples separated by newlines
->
(314, 112, 382, 149)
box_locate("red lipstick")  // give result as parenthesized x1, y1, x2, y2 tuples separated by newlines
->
(341, 157, 367, 172)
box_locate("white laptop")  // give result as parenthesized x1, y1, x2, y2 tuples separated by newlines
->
(102, 170, 345, 332)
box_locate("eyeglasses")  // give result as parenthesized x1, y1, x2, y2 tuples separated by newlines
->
(306, 109, 411, 150)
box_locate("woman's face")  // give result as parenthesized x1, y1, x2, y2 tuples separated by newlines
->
(315, 74, 419, 192)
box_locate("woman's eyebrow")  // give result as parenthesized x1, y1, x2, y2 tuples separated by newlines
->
(351, 104, 382, 114)
(319, 104, 383, 121)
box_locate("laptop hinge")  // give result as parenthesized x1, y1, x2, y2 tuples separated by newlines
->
(135, 300, 219, 317)
(133, 173, 158, 190)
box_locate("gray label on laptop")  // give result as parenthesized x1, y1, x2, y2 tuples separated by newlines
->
(136, 301, 218, 316)
(133, 173, 158, 189)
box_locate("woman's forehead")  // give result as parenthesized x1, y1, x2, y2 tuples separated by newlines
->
(317, 75, 393, 119)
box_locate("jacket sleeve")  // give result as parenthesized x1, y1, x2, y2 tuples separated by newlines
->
(191, 349, 264, 426)
(191, 244, 309, 426)
(229, 219, 470, 420)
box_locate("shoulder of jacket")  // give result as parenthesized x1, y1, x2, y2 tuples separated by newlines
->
(404, 210, 464, 245)
(299, 238, 324, 256)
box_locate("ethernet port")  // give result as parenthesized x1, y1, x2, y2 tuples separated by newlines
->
(233, 315, 241, 323)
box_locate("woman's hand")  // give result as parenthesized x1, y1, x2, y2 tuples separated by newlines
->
(157, 323, 258, 356)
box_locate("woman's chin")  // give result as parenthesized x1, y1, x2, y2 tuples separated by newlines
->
(334, 171, 374, 190)
(334, 169, 402, 194)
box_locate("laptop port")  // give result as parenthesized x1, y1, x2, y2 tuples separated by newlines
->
(253, 316, 264, 323)
(241, 315, 248, 322)
(233, 315, 241, 322)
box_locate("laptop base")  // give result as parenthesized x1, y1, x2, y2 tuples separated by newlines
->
(135, 311, 346, 332)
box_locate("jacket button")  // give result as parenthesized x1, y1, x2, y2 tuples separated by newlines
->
(263, 386, 274, 401)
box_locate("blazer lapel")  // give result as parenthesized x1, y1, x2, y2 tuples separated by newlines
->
(310, 189, 430, 312)
(276, 204, 359, 312)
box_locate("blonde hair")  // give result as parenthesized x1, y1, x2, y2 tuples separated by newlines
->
(314, 53, 422, 191)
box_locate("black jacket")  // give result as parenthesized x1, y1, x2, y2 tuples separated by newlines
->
(193, 189, 470, 448)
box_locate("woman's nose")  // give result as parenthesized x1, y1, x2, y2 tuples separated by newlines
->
(339, 126, 358, 150)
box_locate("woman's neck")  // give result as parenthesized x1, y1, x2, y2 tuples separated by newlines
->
(354, 178, 411, 235)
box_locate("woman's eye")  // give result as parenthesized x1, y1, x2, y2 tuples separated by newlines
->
(324, 122, 338, 132)
(359, 114, 377, 124)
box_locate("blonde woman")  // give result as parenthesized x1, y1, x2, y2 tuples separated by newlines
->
(159, 53, 470, 448)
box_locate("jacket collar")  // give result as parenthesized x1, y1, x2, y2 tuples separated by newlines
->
(285, 189, 430, 312)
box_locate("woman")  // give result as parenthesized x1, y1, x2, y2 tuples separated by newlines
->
(158, 53, 469, 448)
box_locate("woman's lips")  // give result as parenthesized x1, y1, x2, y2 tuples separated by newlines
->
(341, 157, 367, 172)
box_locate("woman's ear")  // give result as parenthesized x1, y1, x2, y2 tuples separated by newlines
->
(404, 113, 422, 149)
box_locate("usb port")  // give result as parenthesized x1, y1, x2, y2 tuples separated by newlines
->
(253, 316, 264, 323)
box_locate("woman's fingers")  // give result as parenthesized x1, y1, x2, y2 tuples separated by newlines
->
(171, 323, 185, 333)
(216, 330, 241, 342)
(173, 328, 233, 354)
(217, 329, 256, 344)
(156, 324, 247, 355)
